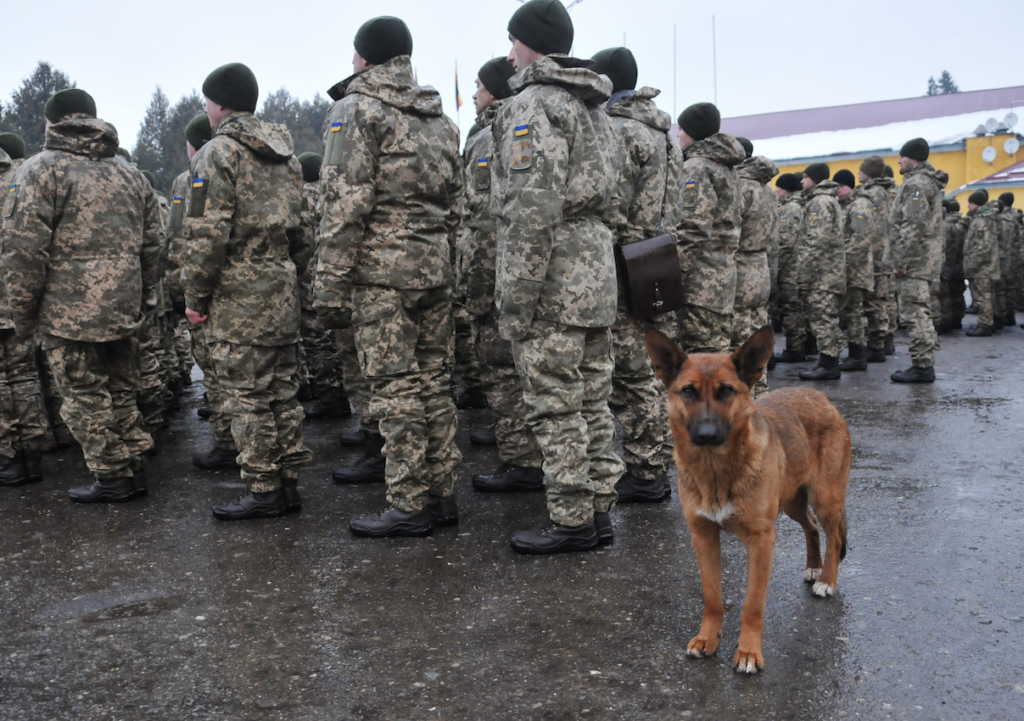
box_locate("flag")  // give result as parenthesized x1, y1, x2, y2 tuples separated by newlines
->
(455, 62, 463, 111)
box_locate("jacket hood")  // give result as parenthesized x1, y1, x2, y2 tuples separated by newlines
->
(683, 132, 745, 167)
(606, 87, 671, 132)
(864, 176, 896, 192)
(902, 161, 948, 190)
(216, 112, 294, 162)
(737, 155, 778, 184)
(510, 55, 612, 106)
(807, 179, 840, 198)
(327, 56, 443, 117)
(476, 98, 506, 130)
(44, 115, 118, 159)
(779, 190, 805, 206)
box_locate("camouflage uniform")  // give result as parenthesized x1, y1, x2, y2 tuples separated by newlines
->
(491, 55, 624, 527)
(777, 190, 807, 353)
(166, 171, 196, 384)
(797, 180, 845, 357)
(860, 177, 894, 353)
(459, 99, 542, 470)
(734, 155, 778, 394)
(940, 209, 967, 329)
(963, 203, 1001, 329)
(315, 56, 462, 512)
(182, 111, 313, 494)
(675, 133, 745, 353)
(839, 188, 876, 347)
(998, 204, 1020, 322)
(2, 114, 158, 480)
(889, 162, 947, 368)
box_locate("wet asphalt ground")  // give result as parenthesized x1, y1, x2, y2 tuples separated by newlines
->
(2, 326, 1023, 721)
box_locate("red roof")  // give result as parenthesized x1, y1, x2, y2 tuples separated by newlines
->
(959, 158, 1024, 192)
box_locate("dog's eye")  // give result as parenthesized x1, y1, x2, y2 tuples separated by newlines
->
(716, 385, 735, 401)
(680, 385, 697, 400)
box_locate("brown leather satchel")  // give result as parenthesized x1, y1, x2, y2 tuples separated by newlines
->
(619, 234, 685, 320)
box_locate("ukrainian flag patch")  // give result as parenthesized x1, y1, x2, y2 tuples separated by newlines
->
(330, 122, 342, 133)
(8, 184, 15, 193)
(912, 190, 921, 201)
(477, 158, 488, 168)
(192, 178, 205, 188)
(173, 196, 182, 205)
(514, 124, 529, 137)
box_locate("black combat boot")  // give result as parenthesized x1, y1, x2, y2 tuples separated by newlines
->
(510, 519, 599, 555)
(615, 472, 671, 503)
(22, 450, 43, 484)
(304, 398, 352, 419)
(131, 465, 148, 498)
(966, 324, 994, 337)
(68, 477, 137, 503)
(1004, 311, 1016, 327)
(193, 446, 240, 470)
(799, 354, 841, 381)
(594, 512, 614, 546)
(53, 424, 75, 449)
(773, 348, 806, 363)
(212, 490, 286, 520)
(767, 353, 778, 370)
(866, 347, 887, 363)
(454, 388, 488, 410)
(0, 451, 28, 486)
(350, 505, 433, 538)
(339, 429, 369, 447)
(837, 344, 867, 371)
(296, 384, 315, 402)
(469, 429, 498, 446)
(427, 494, 459, 526)
(282, 474, 301, 513)
(333, 433, 386, 484)
(884, 333, 896, 355)
(890, 365, 936, 383)
(803, 336, 819, 357)
(472, 465, 544, 492)
(994, 315, 1004, 331)
(964, 303, 979, 315)
(197, 406, 213, 418)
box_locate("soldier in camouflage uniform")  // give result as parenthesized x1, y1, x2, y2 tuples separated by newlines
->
(135, 169, 169, 433)
(2, 89, 158, 503)
(461, 58, 547, 495)
(963, 190, 1001, 336)
(881, 164, 899, 354)
(183, 64, 313, 520)
(795, 163, 845, 381)
(314, 18, 462, 537)
(997, 193, 1020, 328)
(856, 156, 894, 362)
(937, 199, 967, 333)
(488, 0, 623, 554)
(773, 173, 809, 362)
(835, 169, 875, 371)
(674, 102, 744, 353)
(889, 138, 947, 382)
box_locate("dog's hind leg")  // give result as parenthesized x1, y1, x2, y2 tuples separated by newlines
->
(783, 487, 822, 582)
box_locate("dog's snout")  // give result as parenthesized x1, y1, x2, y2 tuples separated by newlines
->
(692, 421, 725, 447)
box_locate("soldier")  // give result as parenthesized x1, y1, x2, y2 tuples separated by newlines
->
(796, 163, 845, 381)
(881, 164, 899, 354)
(997, 192, 1020, 328)
(182, 63, 313, 519)
(963, 190, 1001, 336)
(460, 57, 547, 494)
(948, 199, 968, 331)
(134, 167, 169, 433)
(857, 156, 894, 362)
(733, 141, 778, 394)
(2, 88, 159, 502)
(489, 0, 622, 553)
(888, 138, 947, 383)
(835, 169, 874, 371)
(314, 17, 462, 537)
(773, 172, 808, 362)
(938, 199, 967, 334)
(674, 102, 744, 353)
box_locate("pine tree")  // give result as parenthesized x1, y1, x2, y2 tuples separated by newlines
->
(132, 89, 204, 195)
(926, 76, 939, 96)
(0, 62, 75, 155)
(938, 70, 959, 95)
(133, 87, 170, 183)
(258, 89, 329, 157)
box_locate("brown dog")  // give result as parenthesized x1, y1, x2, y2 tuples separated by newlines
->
(645, 325, 851, 674)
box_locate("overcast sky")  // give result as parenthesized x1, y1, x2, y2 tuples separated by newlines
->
(3, 0, 1017, 151)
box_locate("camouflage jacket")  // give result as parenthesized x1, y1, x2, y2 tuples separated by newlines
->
(300, 181, 322, 311)
(963, 204, 1001, 280)
(315, 55, 461, 327)
(182, 111, 310, 346)
(840, 188, 876, 292)
(889, 162, 948, 282)
(735, 155, 779, 309)
(859, 177, 894, 275)
(164, 170, 190, 306)
(490, 55, 618, 339)
(2, 115, 160, 342)
(776, 191, 805, 288)
(0, 149, 18, 329)
(676, 133, 745, 314)
(797, 180, 845, 295)
(605, 87, 684, 245)
(942, 210, 966, 284)
(998, 205, 1021, 279)
(458, 100, 504, 317)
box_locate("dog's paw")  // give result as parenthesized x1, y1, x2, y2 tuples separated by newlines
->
(732, 649, 764, 674)
(686, 635, 719, 659)
(811, 581, 835, 597)
(803, 567, 822, 583)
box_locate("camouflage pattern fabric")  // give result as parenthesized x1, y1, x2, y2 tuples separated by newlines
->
(804, 290, 844, 358)
(512, 322, 623, 526)
(0, 330, 52, 456)
(452, 305, 482, 394)
(864, 274, 891, 352)
(735, 156, 779, 313)
(136, 308, 166, 432)
(164, 171, 189, 308)
(42, 334, 152, 479)
(798, 180, 845, 296)
(968, 278, 995, 328)
(841, 188, 876, 292)
(675, 305, 733, 354)
(36, 346, 67, 447)
(190, 323, 235, 450)
(896, 277, 939, 368)
(940, 210, 967, 328)
(964, 205, 1001, 282)
(777, 191, 807, 352)
(336, 327, 376, 435)
(998, 204, 1018, 319)
(889, 162, 948, 283)
(841, 288, 868, 347)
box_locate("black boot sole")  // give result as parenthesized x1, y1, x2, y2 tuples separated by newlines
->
(616, 490, 671, 504)
(471, 479, 544, 493)
(212, 507, 286, 521)
(509, 539, 598, 555)
(349, 523, 433, 538)
(69, 491, 136, 503)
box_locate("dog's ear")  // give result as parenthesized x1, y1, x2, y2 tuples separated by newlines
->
(645, 329, 687, 387)
(731, 325, 775, 390)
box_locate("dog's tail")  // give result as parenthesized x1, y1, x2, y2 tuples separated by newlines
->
(839, 511, 848, 561)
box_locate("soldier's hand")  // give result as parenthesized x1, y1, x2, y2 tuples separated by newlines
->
(186, 308, 208, 325)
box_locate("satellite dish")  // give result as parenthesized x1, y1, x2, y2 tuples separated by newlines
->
(975, 124, 989, 136)
(1005, 137, 1021, 155)
(1006, 112, 1019, 128)
(986, 117, 1000, 133)
(982, 146, 998, 163)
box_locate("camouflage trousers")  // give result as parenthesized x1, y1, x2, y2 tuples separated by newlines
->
(158, 311, 176, 404)
(968, 278, 995, 328)
(191, 324, 235, 451)
(887, 275, 899, 332)
(804, 290, 844, 358)
(865, 274, 891, 352)
(611, 307, 672, 479)
(301, 309, 345, 406)
(778, 283, 807, 353)
(995, 279, 1011, 322)
(674, 304, 733, 354)
(841, 287, 869, 347)
(336, 327, 377, 435)
(353, 285, 461, 512)
(36, 345, 66, 444)
(453, 304, 482, 394)
(0, 330, 51, 458)
(174, 315, 193, 382)
(42, 334, 153, 479)
(137, 308, 166, 432)
(730, 305, 770, 398)
(896, 277, 940, 368)
(474, 311, 542, 468)
(512, 321, 624, 527)
(209, 341, 312, 493)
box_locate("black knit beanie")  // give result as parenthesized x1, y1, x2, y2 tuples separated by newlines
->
(883, 164, 894, 178)
(833, 169, 855, 189)
(678, 102, 720, 142)
(736, 136, 753, 158)
(804, 162, 830, 185)
(899, 137, 929, 162)
(969, 190, 988, 207)
(0, 132, 26, 160)
(776, 173, 801, 193)
(202, 63, 259, 113)
(298, 152, 323, 183)
(478, 58, 516, 100)
(860, 155, 885, 178)
(354, 16, 413, 65)
(508, 0, 574, 56)
(44, 88, 96, 122)
(590, 47, 637, 94)
(947, 199, 960, 213)
(999, 192, 1014, 208)
(185, 113, 213, 150)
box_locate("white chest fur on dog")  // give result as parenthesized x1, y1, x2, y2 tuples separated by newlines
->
(696, 503, 735, 525)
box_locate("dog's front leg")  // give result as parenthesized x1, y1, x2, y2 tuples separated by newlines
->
(734, 525, 776, 674)
(685, 514, 723, 658)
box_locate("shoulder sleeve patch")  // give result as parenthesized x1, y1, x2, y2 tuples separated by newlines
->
(188, 177, 208, 218)
(510, 139, 532, 172)
(3, 184, 17, 218)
